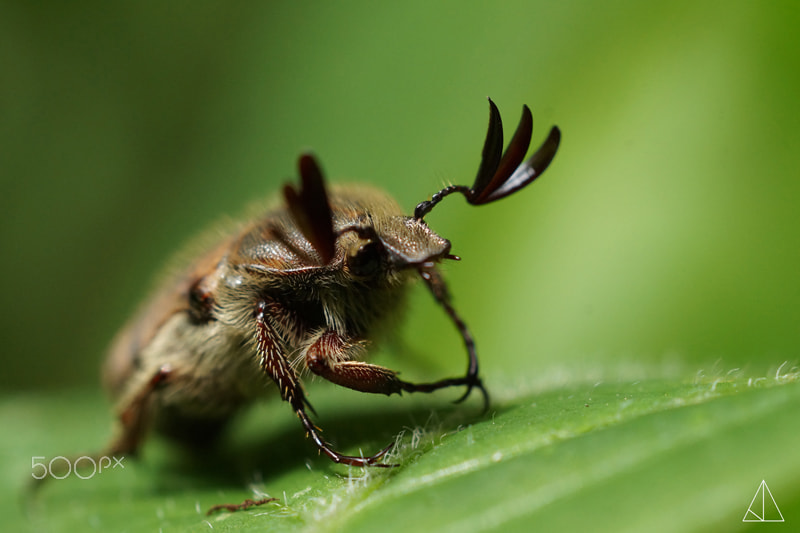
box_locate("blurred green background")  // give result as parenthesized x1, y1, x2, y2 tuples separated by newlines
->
(3, 1, 800, 531)
(2, 1, 797, 392)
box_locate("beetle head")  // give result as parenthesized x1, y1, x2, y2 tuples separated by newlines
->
(284, 99, 560, 277)
(285, 155, 454, 279)
(336, 216, 453, 280)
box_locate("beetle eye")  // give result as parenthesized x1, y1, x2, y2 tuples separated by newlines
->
(347, 240, 384, 278)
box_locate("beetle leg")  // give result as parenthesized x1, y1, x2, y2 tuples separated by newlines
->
(107, 364, 174, 457)
(255, 300, 305, 407)
(305, 330, 404, 394)
(29, 365, 173, 489)
(419, 267, 490, 411)
(255, 300, 392, 467)
(206, 497, 278, 515)
(305, 328, 489, 411)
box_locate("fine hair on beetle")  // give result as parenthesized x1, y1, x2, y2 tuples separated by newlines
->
(34, 98, 560, 515)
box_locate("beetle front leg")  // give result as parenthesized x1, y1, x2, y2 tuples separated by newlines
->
(254, 300, 392, 467)
(419, 266, 489, 410)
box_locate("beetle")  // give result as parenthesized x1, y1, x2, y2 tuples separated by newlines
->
(97, 98, 559, 502)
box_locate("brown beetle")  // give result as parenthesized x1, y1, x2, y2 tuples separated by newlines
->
(99, 99, 559, 496)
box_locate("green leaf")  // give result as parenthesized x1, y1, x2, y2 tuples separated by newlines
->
(6, 370, 799, 532)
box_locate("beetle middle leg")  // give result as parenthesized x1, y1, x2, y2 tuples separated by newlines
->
(304, 328, 489, 410)
(305, 330, 405, 394)
(254, 299, 392, 467)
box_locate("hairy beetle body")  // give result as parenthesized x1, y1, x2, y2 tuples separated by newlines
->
(61, 99, 560, 513)
(104, 185, 444, 441)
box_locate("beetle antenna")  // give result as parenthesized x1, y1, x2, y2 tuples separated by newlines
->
(414, 98, 560, 220)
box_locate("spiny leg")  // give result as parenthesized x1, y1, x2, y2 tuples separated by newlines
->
(204, 301, 393, 514)
(255, 300, 392, 467)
